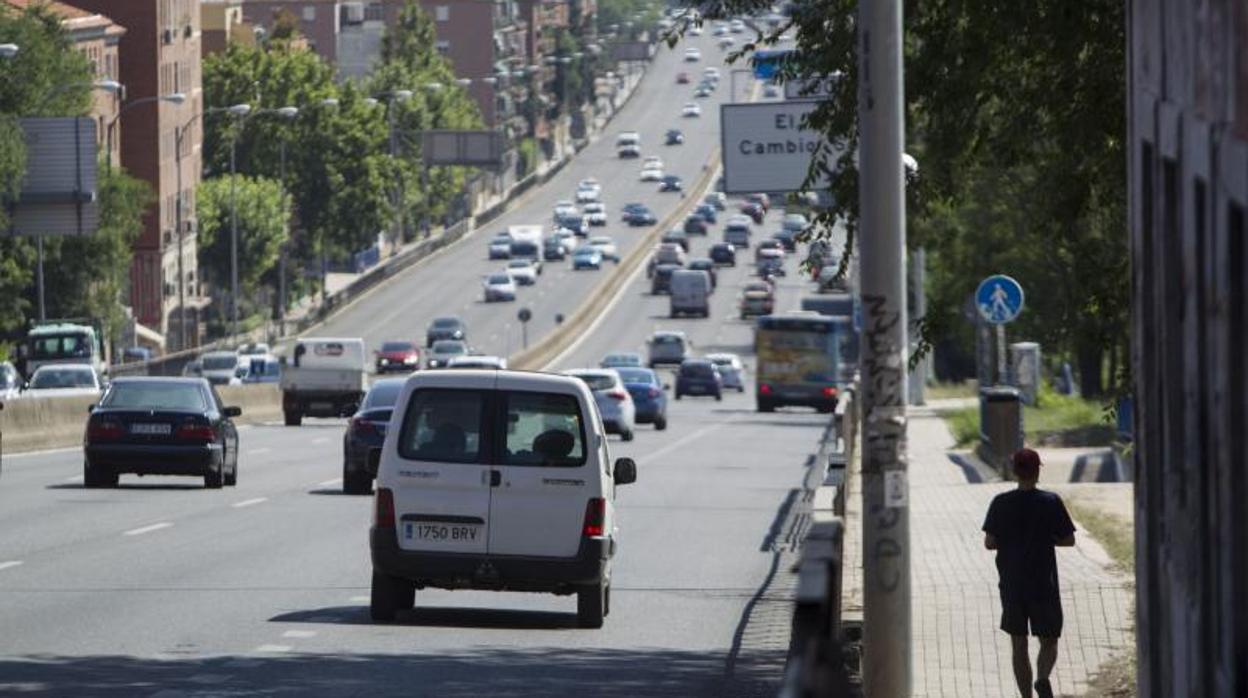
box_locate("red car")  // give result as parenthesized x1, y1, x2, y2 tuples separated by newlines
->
(740, 202, 765, 224)
(374, 340, 421, 374)
(676, 72, 690, 84)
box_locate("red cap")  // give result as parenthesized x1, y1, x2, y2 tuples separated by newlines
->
(1012, 448, 1041, 479)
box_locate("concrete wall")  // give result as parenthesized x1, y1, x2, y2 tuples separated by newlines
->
(1129, 1, 1248, 695)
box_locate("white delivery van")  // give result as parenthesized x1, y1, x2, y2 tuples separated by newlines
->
(279, 337, 366, 426)
(368, 370, 638, 628)
(670, 269, 712, 318)
(506, 224, 545, 264)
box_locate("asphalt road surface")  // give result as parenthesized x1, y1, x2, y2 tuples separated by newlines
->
(0, 33, 844, 698)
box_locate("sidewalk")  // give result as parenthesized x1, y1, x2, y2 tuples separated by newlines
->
(842, 406, 1134, 697)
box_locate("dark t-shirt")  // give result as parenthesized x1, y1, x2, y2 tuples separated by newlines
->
(982, 488, 1076, 601)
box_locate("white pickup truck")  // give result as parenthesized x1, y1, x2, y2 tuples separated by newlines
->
(280, 337, 366, 426)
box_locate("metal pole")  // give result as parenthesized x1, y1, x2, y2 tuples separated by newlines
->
(996, 324, 1007, 385)
(389, 103, 402, 252)
(278, 137, 287, 336)
(229, 125, 239, 340)
(35, 234, 45, 322)
(175, 125, 186, 350)
(857, 0, 911, 693)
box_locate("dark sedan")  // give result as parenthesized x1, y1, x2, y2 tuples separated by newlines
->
(617, 367, 668, 430)
(741, 202, 765, 224)
(342, 378, 405, 495)
(83, 377, 240, 489)
(683, 214, 709, 235)
(660, 175, 684, 192)
(710, 242, 737, 266)
(695, 203, 718, 224)
(675, 360, 723, 401)
(425, 316, 466, 347)
(556, 214, 589, 237)
(665, 129, 685, 145)
(651, 263, 682, 294)
(622, 203, 657, 226)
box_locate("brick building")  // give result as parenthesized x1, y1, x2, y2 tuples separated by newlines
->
(1129, 1, 1248, 695)
(67, 0, 204, 350)
(201, 0, 254, 57)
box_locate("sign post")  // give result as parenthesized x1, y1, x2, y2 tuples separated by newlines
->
(975, 274, 1025, 384)
(517, 307, 532, 349)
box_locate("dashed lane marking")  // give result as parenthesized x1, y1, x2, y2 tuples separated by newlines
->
(247, 447, 272, 455)
(317, 478, 342, 488)
(311, 437, 328, 445)
(0, 561, 23, 572)
(232, 497, 268, 509)
(123, 522, 173, 537)
(63, 475, 83, 483)
(253, 645, 292, 653)
(282, 630, 318, 639)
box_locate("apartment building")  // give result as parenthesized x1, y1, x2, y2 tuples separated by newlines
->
(67, 0, 204, 350)
(202, 0, 254, 56)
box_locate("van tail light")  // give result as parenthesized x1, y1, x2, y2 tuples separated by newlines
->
(582, 497, 606, 537)
(759, 383, 773, 395)
(607, 390, 628, 401)
(822, 387, 839, 399)
(350, 416, 380, 437)
(87, 419, 124, 441)
(175, 423, 216, 442)
(375, 488, 396, 529)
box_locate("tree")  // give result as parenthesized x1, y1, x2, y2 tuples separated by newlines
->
(196, 174, 290, 325)
(677, 0, 1128, 396)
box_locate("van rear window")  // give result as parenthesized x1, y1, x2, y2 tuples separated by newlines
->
(503, 392, 586, 467)
(398, 389, 485, 463)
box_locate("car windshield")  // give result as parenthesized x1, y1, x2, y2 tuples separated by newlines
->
(432, 318, 460, 329)
(432, 341, 467, 355)
(507, 260, 529, 268)
(616, 368, 656, 385)
(363, 381, 405, 409)
(572, 373, 616, 391)
(488, 274, 511, 285)
(381, 342, 413, 353)
(30, 367, 96, 389)
(101, 382, 207, 411)
(652, 335, 682, 345)
(604, 354, 641, 366)
(201, 354, 238, 371)
(575, 248, 597, 256)
(691, 260, 712, 269)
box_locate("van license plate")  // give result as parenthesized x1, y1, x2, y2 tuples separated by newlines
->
(405, 523, 481, 543)
(131, 423, 171, 435)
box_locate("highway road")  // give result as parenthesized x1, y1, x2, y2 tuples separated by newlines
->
(0, 31, 845, 698)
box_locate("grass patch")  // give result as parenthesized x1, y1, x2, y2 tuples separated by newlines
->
(1067, 500, 1134, 574)
(927, 380, 978, 400)
(1083, 652, 1136, 697)
(940, 384, 1112, 449)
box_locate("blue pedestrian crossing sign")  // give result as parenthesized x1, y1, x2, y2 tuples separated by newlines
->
(975, 274, 1024, 325)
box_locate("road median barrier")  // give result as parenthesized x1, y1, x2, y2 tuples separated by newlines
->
(510, 150, 723, 371)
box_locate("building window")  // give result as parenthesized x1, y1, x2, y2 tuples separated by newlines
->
(436, 5, 450, 21)
(365, 3, 385, 21)
(435, 40, 450, 54)
(303, 5, 316, 22)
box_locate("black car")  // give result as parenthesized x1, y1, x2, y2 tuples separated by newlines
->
(695, 203, 718, 224)
(622, 203, 657, 226)
(710, 242, 737, 266)
(675, 360, 723, 401)
(342, 378, 404, 495)
(683, 214, 709, 235)
(688, 258, 718, 289)
(426, 316, 466, 347)
(83, 377, 240, 489)
(544, 236, 568, 260)
(651, 263, 681, 294)
(665, 128, 685, 145)
(660, 175, 684, 192)
(661, 228, 690, 251)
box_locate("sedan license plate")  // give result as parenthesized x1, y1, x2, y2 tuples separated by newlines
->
(130, 423, 171, 435)
(404, 522, 481, 544)
(310, 401, 333, 411)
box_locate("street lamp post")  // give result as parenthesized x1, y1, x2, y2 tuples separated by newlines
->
(219, 103, 252, 340)
(249, 104, 304, 337)
(105, 92, 186, 170)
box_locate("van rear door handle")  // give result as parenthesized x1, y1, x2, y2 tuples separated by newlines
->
(490, 470, 501, 487)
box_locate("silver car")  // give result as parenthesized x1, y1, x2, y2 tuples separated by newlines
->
(706, 353, 746, 392)
(427, 340, 469, 369)
(647, 331, 690, 367)
(563, 369, 636, 441)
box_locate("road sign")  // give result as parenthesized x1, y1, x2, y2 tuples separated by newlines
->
(8, 117, 99, 237)
(752, 49, 792, 81)
(517, 308, 531, 323)
(975, 274, 1024, 325)
(421, 130, 506, 167)
(720, 101, 834, 194)
(784, 73, 842, 101)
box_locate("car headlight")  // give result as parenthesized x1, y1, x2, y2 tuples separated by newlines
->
(404, 356, 417, 364)
(379, 358, 390, 365)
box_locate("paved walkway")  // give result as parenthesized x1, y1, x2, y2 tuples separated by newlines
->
(842, 407, 1134, 697)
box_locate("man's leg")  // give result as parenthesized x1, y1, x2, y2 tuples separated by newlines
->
(1034, 637, 1058, 697)
(1010, 634, 1033, 697)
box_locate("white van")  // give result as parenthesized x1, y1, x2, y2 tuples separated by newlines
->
(279, 337, 367, 425)
(670, 269, 712, 318)
(369, 370, 638, 627)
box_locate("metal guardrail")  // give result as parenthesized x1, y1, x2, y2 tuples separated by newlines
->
(782, 385, 859, 698)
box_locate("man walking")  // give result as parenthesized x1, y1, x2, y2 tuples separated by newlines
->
(983, 448, 1076, 698)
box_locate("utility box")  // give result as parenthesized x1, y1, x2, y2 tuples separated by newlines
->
(978, 386, 1024, 478)
(1010, 342, 1041, 405)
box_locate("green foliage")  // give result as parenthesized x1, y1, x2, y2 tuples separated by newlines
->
(516, 138, 540, 177)
(681, 0, 1128, 397)
(39, 167, 152, 345)
(196, 174, 290, 307)
(598, 0, 662, 37)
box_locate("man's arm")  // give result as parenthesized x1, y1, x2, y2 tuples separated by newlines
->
(984, 533, 998, 550)
(1053, 496, 1077, 547)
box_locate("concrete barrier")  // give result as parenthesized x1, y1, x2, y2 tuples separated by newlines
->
(0, 384, 287, 456)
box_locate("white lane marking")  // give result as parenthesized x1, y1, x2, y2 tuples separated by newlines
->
(349, 595, 370, 603)
(311, 437, 328, 445)
(63, 475, 83, 483)
(124, 522, 173, 537)
(0, 561, 24, 572)
(232, 497, 268, 509)
(638, 421, 730, 463)
(254, 645, 292, 653)
(282, 630, 318, 639)
(317, 478, 343, 487)
(6, 446, 80, 459)
(248, 447, 272, 455)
